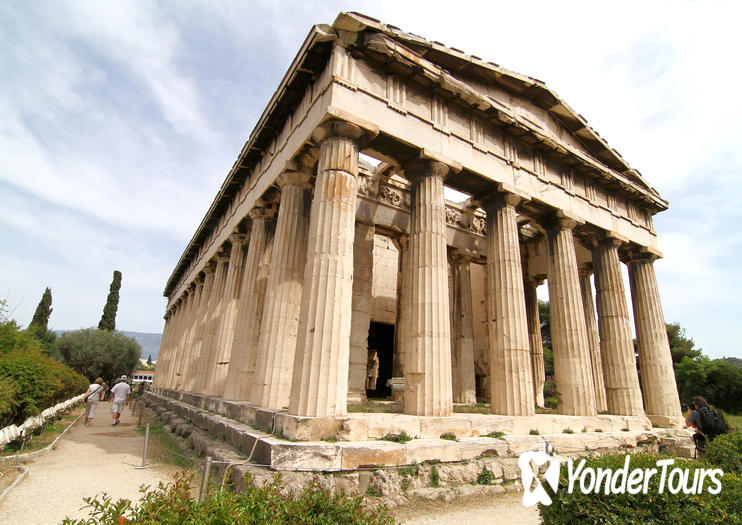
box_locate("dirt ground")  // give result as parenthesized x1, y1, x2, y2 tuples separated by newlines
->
(393, 490, 542, 524)
(0, 400, 183, 525)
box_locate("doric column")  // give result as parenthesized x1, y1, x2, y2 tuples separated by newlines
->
(223, 203, 277, 402)
(626, 251, 683, 427)
(289, 121, 364, 417)
(176, 279, 202, 391)
(524, 276, 546, 408)
(197, 254, 229, 394)
(401, 158, 453, 417)
(206, 234, 249, 396)
(485, 193, 534, 416)
(168, 287, 193, 389)
(155, 307, 176, 389)
(347, 222, 375, 404)
(451, 253, 477, 405)
(578, 267, 608, 413)
(591, 236, 644, 416)
(545, 216, 597, 416)
(189, 260, 218, 393)
(164, 297, 186, 389)
(181, 276, 205, 392)
(252, 170, 312, 409)
(392, 235, 410, 401)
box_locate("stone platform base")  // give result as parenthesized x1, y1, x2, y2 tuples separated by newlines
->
(144, 390, 694, 472)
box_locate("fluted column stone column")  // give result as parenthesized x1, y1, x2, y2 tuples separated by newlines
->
(155, 307, 176, 389)
(169, 286, 196, 390)
(192, 260, 221, 393)
(289, 121, 364, 417)
(178, 278, 203, 391)
(579, 268, 608, 413)
(206, 234, 249, 396)
(392, 236, 410, 402)
(627, 251, 683, 427)
(592, 237, 644, 416)
(347, 222, 375, 403)
(164, 297, 186, 389)
(524, 276, 546, 408)
(545, 217, 597, 416)
(182, 276, 205, 392)
(223, 203, 277, 402)
(451, 253, 477, 405)
(252, 170, 312, 409)
(402, 159, 453, 417)
(485, 193, 535, 416)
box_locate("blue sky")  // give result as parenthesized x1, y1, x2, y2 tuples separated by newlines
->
(1, 1, 740, 360)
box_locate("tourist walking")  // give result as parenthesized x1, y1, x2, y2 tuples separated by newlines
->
(109, 375, 131, 426)
(83, 378, 105, 426)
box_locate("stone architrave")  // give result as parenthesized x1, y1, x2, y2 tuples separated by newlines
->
(592, 236, 644, 416)
(206, 233, 249, 396)
(348, 222, 375, 403)
(252, 170, 312, 409)
(290, 121, 365, 418)
(523, 276, 546, 409)
(485, 192, 535, 416)
(451, 253, 477, 405)
(626, 251, 683, 427)
(186, 262, 216, 393)
(578, 267, 608, 413)
(545, 217, 597, 416)
(402, 158, 453, 417)
(197, 254, 229, 394)
(223, 203, 277, 402)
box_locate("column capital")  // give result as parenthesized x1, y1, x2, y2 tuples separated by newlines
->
(229, 233, 249, 245)
(541, 211, 584, 232)
(523, 274, 545, 287)
(474, 182, 531, 210)
(578, 262, 594, 277)
(403, 158, 452, 182)
(450, 248, 477, 264)
(203, 260, 217, 274)
(582, 230, 629, 250)
(249, 200, 278, 221)
(277, 168, 312, 189)
(622, 245, 663, 265)
(312, 119, 366, 143)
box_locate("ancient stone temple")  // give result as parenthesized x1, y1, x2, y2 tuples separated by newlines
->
(152, 13, 684, 468)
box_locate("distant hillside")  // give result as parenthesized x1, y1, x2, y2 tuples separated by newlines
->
(120, 331, 162, 361)
(55, 330, 162, 361)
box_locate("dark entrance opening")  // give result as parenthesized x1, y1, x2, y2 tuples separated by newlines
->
(366, 322, 395, 399)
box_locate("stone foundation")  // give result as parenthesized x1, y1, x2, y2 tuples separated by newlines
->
(145, 390, 694, 473)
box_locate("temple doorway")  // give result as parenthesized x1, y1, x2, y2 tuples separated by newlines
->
(366, 322, 395, 399)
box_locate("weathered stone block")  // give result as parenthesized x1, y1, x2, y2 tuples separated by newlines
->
(404, 439, 461, 463)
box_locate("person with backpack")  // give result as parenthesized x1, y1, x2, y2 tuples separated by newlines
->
(685, 395, 728, 456)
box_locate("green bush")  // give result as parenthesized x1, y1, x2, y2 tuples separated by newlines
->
(429, 465, 440, 488)
(539, 453, 742, 524)
(379, 431, 412, 443)
(477, 467, 495, 485)
(440, 432, 457, 441)
(544, 397, 558, 409)
(62, 472, 394, 524)
(0, 321, 87, 427)
(705, 431, 742, 475)
(57, 328, 140, 383)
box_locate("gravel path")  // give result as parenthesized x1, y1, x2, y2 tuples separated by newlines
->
(396, 490, 541, 524)
(0, 402, 181, 525)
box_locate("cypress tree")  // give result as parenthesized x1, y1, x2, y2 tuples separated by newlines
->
(30, 287, 53, 329)
(147, 354, 153, 366)
(98, 270, 122, 331)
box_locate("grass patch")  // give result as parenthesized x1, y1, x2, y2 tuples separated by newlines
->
(429, 465, 440, 488)
(322, 435, 338, 443)
(477, 467, 495, 485)
(136, 423, 195, 470)
(366, 485, 382, 497)
(562, 428, 574, 434)
(379, 431, 413, 443)
(485, 431, 505, 439)
(726, 414, 742, 429)
(529, 429, 540, 435)
(347, 402, 401, 414)
(398, 462, 420, 477)
(440, 432, 457, 441)
(453, 403, 491, 414)
(400, 478, 411, 491)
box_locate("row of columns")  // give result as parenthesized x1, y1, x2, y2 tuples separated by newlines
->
(155, 118, 680, 424)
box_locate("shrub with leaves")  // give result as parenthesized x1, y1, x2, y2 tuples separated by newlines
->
(61, 473, 394, 525)
(539, 453, 742, 524)
(705, 430, 742, 475)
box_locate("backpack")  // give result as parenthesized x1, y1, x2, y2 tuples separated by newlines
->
(697, 406, 727, 440)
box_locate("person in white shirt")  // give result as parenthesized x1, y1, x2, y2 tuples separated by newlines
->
(109, 375, 131, 426)
(83, 377, 105, 426)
